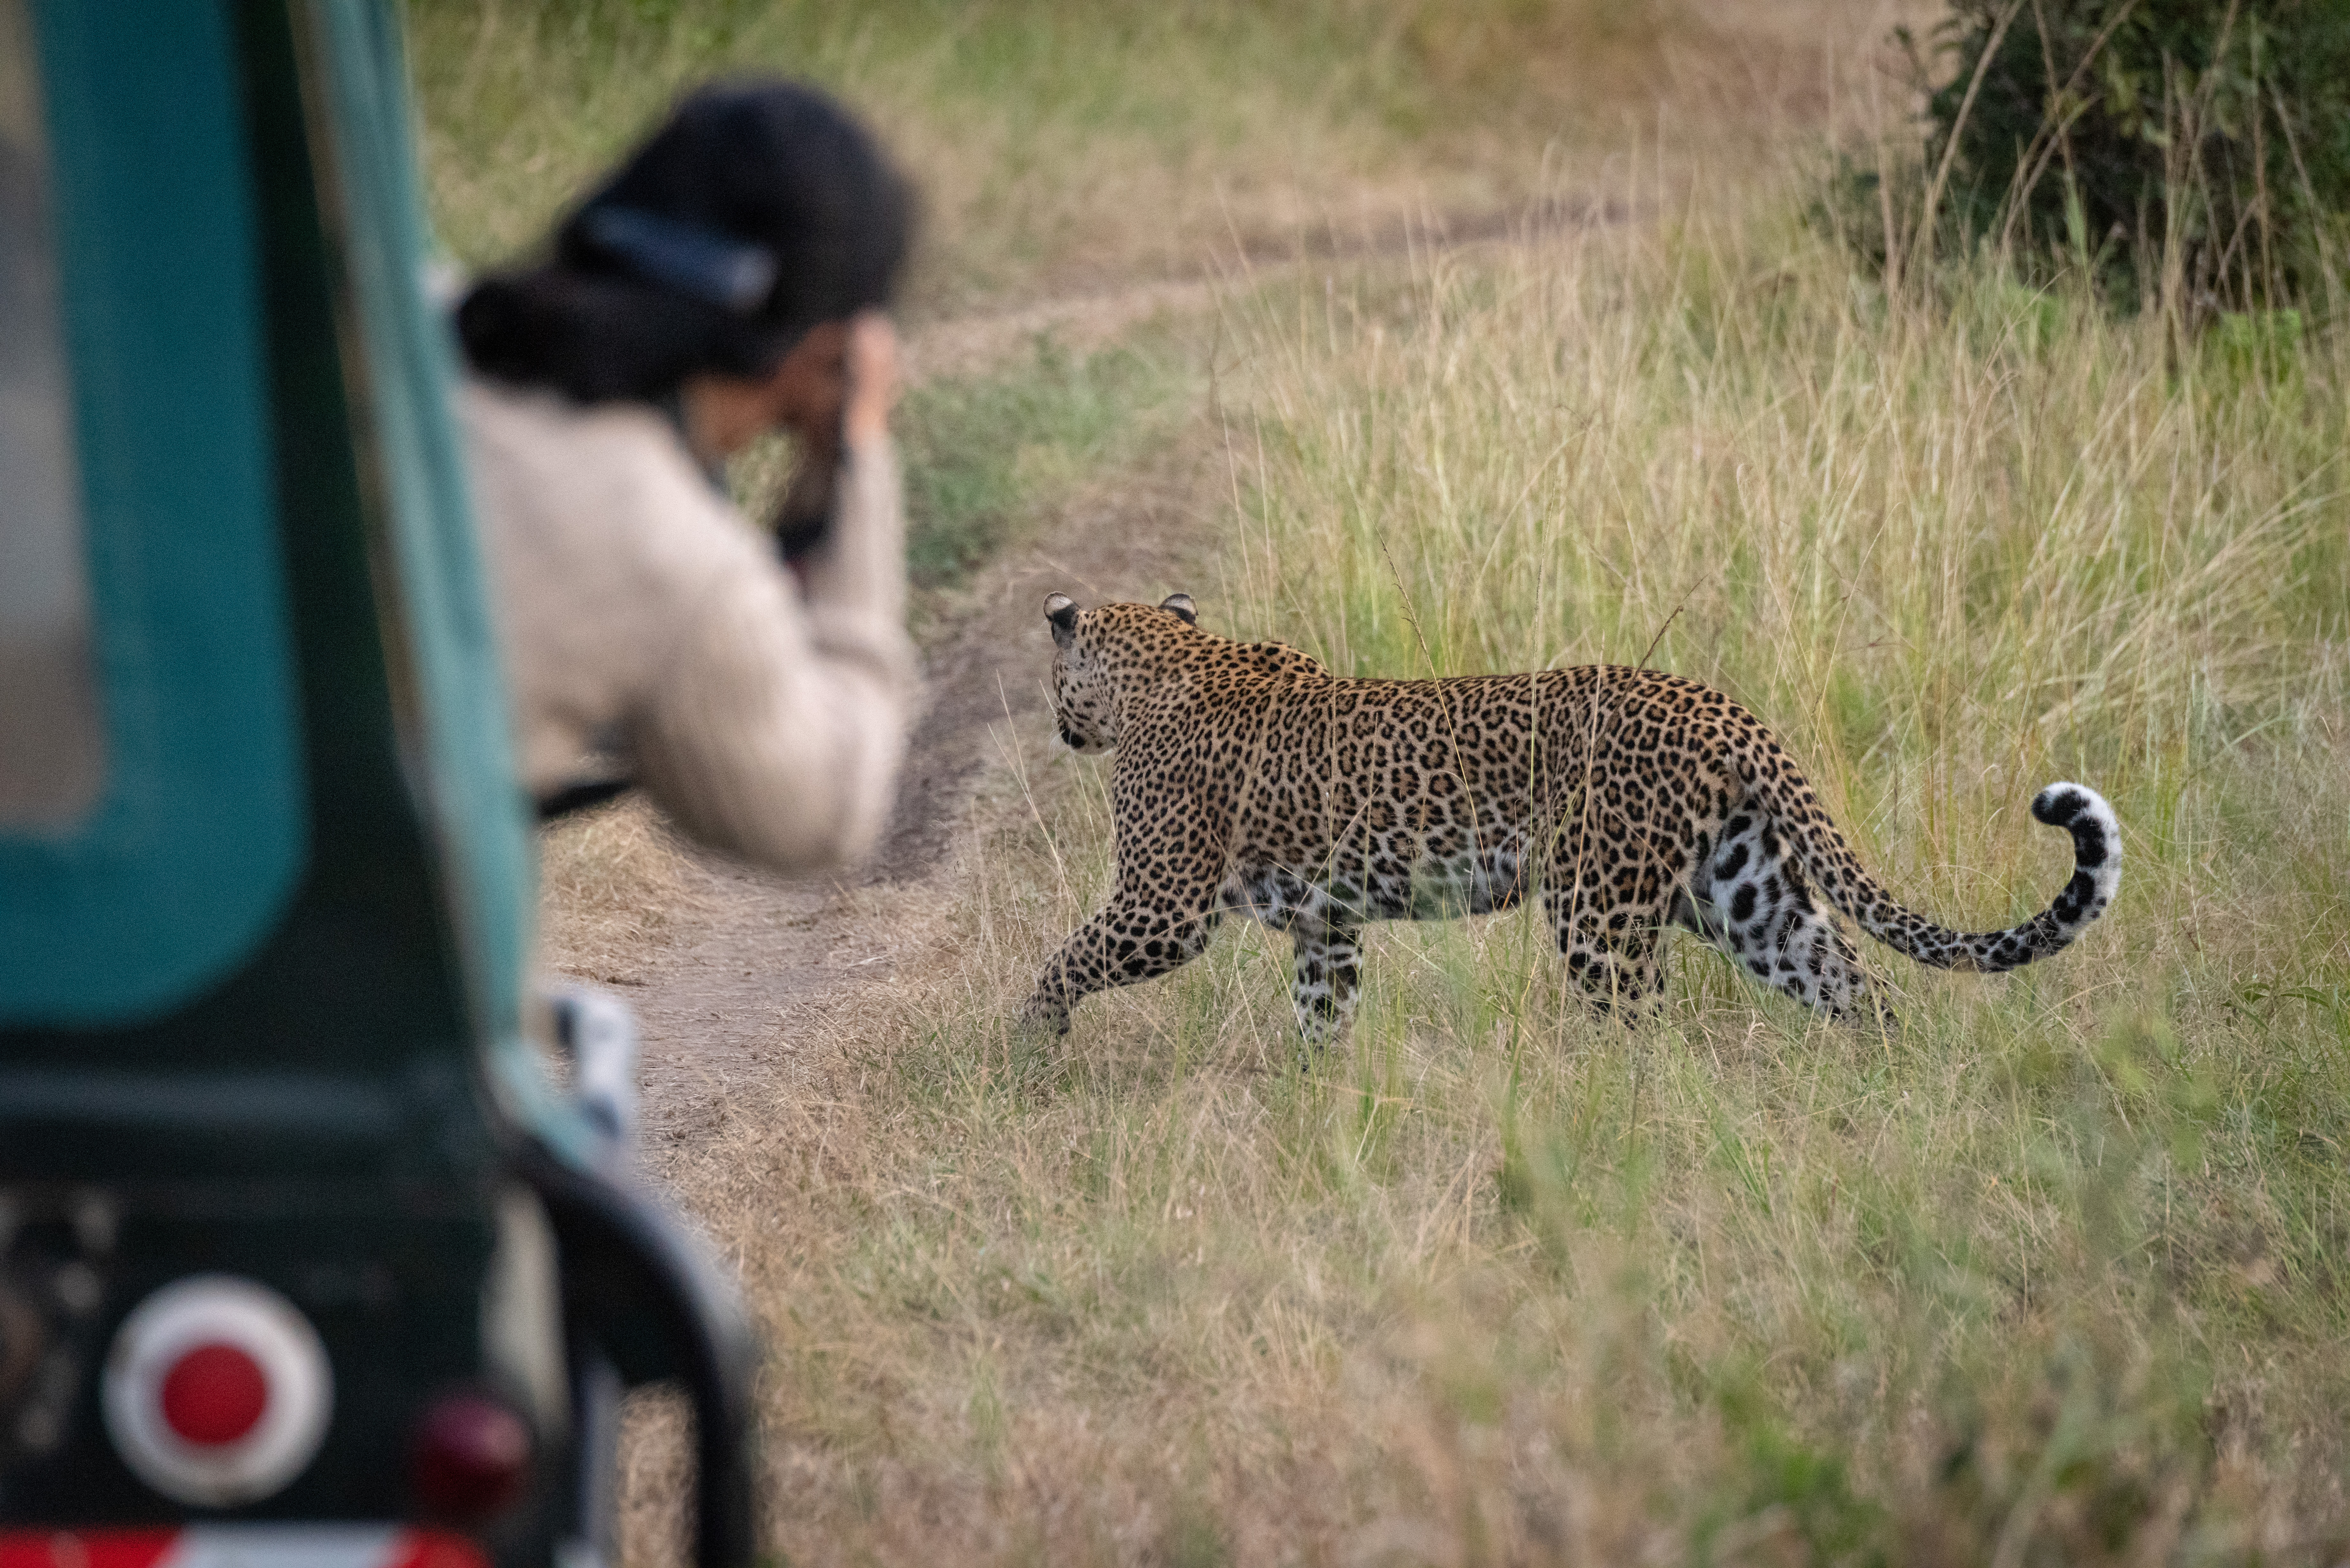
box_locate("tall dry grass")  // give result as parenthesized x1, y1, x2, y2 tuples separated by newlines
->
(404, 0, 1850, 313)
(641, 183, 2350, 1564)
(536, 797, 706, 982)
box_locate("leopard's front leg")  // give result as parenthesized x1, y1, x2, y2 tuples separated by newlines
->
(1019, 893, 1222, 1036)
(1020, 770, 1233, 1037)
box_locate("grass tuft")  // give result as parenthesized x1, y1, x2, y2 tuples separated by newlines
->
(536, 796, 704, 982)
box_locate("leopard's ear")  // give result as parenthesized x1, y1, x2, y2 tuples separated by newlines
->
(1159, 593, 1198, 626)
(1044, 592, 1080, 646)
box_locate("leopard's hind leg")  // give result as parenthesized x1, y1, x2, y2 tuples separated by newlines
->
(1288, 912, 1364, 1059)
(1683, 809, 1891, 1024)
(1542, 822, 1670, 1019)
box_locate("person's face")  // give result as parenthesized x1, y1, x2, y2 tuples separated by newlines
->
(679, 319, 852, 464)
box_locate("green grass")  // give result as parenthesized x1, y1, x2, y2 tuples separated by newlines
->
(657, 200, 2350, 1565)
(898, 336, 1188, 586)
(720, 330, 1196, 600)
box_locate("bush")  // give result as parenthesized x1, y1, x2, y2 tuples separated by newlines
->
(1880, 0, 2350, 311)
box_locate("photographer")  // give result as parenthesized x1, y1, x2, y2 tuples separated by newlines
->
(456, 79, 914, 873)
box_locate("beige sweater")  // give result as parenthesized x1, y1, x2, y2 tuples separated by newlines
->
(461, 378, 916, 873)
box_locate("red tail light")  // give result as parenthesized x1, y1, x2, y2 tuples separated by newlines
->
(158, 1341, 269, 1446)
(409, 1391, 532, 1522)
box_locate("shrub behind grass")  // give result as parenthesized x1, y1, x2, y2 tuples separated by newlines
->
(1842, 0, 2350, 314)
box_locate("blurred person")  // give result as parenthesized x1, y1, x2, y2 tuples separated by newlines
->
(455, 78, 914, 873)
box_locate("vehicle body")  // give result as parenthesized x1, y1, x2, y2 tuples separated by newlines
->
(0, 3, 755, 1562)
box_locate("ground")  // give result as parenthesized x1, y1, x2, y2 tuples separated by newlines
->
(435, 3, 2350, 1562)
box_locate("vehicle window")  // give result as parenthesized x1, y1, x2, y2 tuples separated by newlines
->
(0, 0, 104, 828)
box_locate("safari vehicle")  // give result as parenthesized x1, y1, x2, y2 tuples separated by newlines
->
(0, 2, 756, 1563)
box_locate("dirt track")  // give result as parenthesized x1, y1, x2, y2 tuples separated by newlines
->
(565, 498, 1204, 1149)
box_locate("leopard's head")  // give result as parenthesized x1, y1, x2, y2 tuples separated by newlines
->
(1042, 592, 1199, 753)
(1042, 593, 1116, 752)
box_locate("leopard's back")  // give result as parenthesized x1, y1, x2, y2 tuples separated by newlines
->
(1195, 666, 1747, 925)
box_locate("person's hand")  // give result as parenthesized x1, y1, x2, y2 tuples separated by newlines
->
(766, 312, 898, 564)
(842, 310, 899, 448)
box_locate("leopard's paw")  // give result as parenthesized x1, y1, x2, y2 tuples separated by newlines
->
(1014, 995, 1072, 1040)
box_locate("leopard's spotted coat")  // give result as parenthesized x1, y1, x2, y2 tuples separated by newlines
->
(1020, 595, 2121, 1046)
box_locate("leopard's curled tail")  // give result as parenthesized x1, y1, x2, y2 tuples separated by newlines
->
(1738, 752, 2121, 974)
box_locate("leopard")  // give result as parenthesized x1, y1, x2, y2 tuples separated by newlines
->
(1019, 592, 2121, 1048)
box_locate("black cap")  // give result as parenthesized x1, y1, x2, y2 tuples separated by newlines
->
(459, 78, 912, 403)
(562, 79, 911, 358)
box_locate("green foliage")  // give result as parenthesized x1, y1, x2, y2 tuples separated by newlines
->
(1703, 1371, 1889, 1566)
(897, 336, 1179, 587)
(1917, 0, 2350, 309)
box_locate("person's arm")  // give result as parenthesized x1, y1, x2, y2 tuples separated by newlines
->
(627, 435, 915, 872)
(794, 426, 906, 659)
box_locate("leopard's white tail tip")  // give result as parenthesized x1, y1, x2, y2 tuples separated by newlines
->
(2028, 781, 2121, 937)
